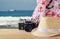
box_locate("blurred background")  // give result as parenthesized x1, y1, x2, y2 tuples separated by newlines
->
(0, 0, 36, 16)
(0, 0, 36, 10)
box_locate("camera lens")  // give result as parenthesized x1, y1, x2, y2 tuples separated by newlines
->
(24, 24, 32, 32)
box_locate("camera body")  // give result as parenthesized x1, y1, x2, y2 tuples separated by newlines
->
(18, 19, 37, 32)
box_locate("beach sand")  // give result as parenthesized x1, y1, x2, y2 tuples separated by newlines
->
(0, 29, 60, 39)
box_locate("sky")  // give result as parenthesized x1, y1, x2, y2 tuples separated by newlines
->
(0, 0, 36, 11)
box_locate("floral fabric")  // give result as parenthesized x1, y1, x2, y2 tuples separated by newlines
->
(32, 0, 60, 22)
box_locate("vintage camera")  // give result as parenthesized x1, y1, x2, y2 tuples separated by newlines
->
(18, 19, 37, 32)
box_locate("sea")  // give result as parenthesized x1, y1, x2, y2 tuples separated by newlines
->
(0, 10, 33, 17)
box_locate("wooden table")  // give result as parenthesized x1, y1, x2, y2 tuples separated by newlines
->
(0, 29, 60, 39)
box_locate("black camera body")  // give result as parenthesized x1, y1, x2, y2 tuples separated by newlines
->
(18, 19, 37, 32)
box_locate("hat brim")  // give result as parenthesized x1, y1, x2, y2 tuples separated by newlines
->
(31, 28, 59, 37)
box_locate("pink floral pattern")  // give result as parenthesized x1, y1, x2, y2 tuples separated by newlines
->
(32, 0, 60, 23)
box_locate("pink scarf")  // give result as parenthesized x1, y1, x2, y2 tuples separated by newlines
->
(32, 0, 60, 23)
